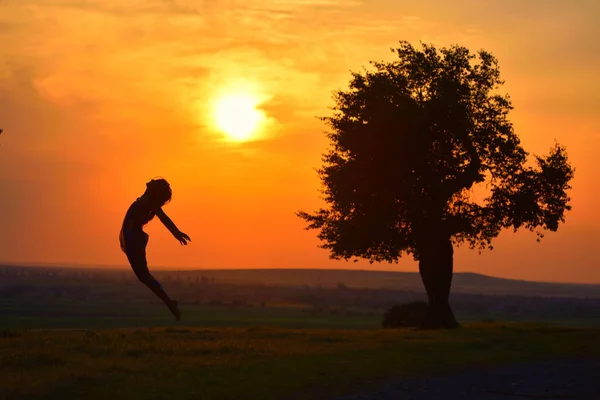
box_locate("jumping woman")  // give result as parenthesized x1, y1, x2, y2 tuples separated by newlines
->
(119, 178, 191, 321)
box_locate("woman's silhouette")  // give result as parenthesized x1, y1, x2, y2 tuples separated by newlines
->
(119, 178, 191, 320)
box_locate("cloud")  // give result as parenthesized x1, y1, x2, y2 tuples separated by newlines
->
(0, 0, 367, 114)
(2, 0, 598, 146)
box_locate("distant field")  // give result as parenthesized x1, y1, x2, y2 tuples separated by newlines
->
(153, 268, 600, 298)
(3, 265, 600, 298)
(1, 323, 599, 400)
(2, 265, 600, 331)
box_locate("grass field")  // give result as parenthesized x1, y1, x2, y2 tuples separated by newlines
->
(2, 322, 599, 400)
(2, 266, 600, 399)
(3, 300, 598, 331)
(0, 304, 381, 331)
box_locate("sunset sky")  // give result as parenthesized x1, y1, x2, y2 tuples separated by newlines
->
(1, 0, 599, 283)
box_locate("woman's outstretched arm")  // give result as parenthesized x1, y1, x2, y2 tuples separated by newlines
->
(154, 208, 191, 245)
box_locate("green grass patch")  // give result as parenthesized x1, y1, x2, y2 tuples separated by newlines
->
(1, 322, 599, 399)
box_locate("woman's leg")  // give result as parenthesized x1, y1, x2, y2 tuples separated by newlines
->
(138, 274, 180, 321)
(126, 246, 180, 321)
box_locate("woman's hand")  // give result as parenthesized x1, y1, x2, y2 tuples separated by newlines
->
(175, 231, 191, 246)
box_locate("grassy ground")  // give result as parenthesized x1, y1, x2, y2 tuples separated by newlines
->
(1, 322, 599, 400)
(3, 301, 598, 331)
(0, 304, 381, 330)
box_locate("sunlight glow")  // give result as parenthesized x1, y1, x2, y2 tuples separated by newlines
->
(212, 92, 266, 142)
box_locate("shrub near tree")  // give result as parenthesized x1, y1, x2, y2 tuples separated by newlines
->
(298, 41, 574, 329)
(382, 301, 429, 329)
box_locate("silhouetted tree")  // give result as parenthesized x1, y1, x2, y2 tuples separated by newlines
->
(297, 41, 574, 329)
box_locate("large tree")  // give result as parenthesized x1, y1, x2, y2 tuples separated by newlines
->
(297, 41, 574, 329)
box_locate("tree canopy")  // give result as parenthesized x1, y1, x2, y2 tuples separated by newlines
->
(298, 41, 574, 265)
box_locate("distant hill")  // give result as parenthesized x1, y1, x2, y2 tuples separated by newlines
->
(2, 265, 599, 299)
(160, 268, 600, 299)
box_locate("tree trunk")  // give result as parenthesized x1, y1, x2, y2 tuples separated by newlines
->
(418, 235, 459, 329)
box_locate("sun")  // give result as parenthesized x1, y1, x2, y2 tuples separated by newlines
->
(212, 92, 266, 142)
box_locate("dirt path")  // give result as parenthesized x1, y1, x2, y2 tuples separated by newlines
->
(333, 358, 599, 400)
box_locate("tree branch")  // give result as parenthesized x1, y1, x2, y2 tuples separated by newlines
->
(444, 133, 484, 196)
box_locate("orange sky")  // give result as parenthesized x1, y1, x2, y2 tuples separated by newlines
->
(1, 0, 599, 283)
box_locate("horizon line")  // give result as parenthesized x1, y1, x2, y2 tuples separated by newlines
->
(1, 262, 599, 286)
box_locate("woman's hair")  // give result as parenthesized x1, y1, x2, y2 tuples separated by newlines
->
(144, 177, 172, 206)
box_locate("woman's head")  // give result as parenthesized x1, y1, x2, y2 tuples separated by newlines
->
(144, 178, 172, 206)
